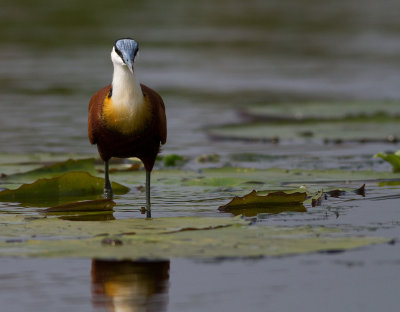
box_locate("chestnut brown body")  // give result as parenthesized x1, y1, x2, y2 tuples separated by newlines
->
(88, 83, 167, 172)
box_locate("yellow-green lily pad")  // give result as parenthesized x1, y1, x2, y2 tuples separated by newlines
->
(169, 167, 400, 189)
(219, 189, 307, 216)
(0, 172, 129, 206)
(1, 158, 96, 182)
(208, 120, 400, 143)
(375, 150, 400, 173)
(241, 101, 400, 122)
(0, 216, 389, 259)
(44, 199, 116, 213)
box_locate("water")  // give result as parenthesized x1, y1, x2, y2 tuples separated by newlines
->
(1, 0, 400, 311)
(2, 0, 400, 155)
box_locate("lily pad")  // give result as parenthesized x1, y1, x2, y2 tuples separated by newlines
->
(309, 190, 324, 207)
(47, 211, 116, 222)
(0, 172, 129, 206)
(176, 167, 400, 188)
(1, 158, 96, 182)
(375, 150, 400, 173)
(0, 216, 389, 259)
(0, 215, 246, 239)
(221, 204, 306, 217)
(241, 101, 400, 122)
(162, 154, 186, 167)
(303, 185, 365, 207)
(208, 120, 400, 143)
(44, 199, 116, 213)
(219, 189, 307, 216)
(326, 184, 366, 198)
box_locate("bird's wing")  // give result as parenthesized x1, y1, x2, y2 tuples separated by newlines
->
(157, 95, 167, 145)
(141, 84, 167, 145)
(88, 84, 112, 144)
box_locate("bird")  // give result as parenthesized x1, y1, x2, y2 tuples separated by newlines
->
(88, 38, 167, 212)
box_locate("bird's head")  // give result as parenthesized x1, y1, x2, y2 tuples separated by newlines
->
(111, 38, 139, 74)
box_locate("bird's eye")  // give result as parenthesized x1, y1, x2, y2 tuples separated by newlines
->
(114, 47, 123, 59)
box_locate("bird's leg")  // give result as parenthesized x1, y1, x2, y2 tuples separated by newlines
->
(104, 160, 113, 199)
(145, 170, 151, 218)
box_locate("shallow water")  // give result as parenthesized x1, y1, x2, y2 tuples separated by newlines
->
(1, 0, 400, 311)
(1, 246, 400, 312)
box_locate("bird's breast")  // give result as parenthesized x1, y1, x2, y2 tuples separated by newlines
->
(102, 95, 151, 136)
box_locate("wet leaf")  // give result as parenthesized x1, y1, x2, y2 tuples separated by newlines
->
(304, 185, 365, 207)
(325, 184, 366, 198)
(44, 199, 116, 213)
(0, 172, 129, 206)
(222, 204, 306, 217)
(327, 189, 347, 198)
(43, 199, 116, 222)
(219, 189, 307, 216)
(375, 150, 400, 173)
(59, 212, 115, 222)
(309, 190, 324, 207)
(1, 158, 96, 182)
(0, 216, 389, 259)
(220, 189, 307, 208)
(354, 184, 366, 196)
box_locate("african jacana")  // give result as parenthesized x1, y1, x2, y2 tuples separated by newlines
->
(88, 38, 167, 211)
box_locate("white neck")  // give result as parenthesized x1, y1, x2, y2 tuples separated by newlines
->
(103, 60, 150, 135)
(111, 63, 144, 106)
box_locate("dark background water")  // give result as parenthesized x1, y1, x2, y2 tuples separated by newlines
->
(1, 1, 400, 311)
(1, 0, 400, 155)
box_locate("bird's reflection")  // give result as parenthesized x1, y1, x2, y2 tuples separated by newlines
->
(91, 259, 170, 312)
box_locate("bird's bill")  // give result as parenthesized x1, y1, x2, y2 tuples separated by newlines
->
(125, 60, 134, 73)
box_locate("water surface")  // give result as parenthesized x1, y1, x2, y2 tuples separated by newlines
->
(1, 0, 400, 311)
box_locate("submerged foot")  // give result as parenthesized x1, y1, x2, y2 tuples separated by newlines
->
(103, 187, 113, 199)
(146, 205, 151, 218)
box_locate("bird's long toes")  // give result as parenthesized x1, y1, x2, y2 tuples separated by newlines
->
(103, 189, 114, 199)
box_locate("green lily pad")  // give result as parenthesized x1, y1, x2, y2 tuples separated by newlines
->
(176, 167, 400, 188)
(375, 150, 400, 173)
(44, 199, 116, 213)
(0, 216, 389, 259)
(0, 215, 246, 239)
(308, 189, 324, 207)
(241, 101, 400, 122)
(1, 158, 96, 182)
(0, 172, 129, 206)
(325, 184, 366, 198)
(58, 212, 115, 222)
(43, 199, 117, 221)
(219, 189, 307, 216)
(162, 154, 186, 167)
(208, 120, 400, 143)
(221, 204, 306, 217)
